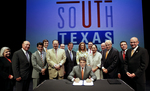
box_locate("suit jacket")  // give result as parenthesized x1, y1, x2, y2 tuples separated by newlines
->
(118, 51, 128, 81)
(31, 51, 48, 78)
(0, 57, 13, 80)
(102, 47, 119, 79)
(46, 48, 66, 78)
(64, 50, 76, 78)
(124, 46, 149, 83)
(12, 49, 32, 80)
(0, 57, 14, 91)
(68, 65, 97, 81)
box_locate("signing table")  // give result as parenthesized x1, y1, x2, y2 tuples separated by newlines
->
(33, 79, 134, 91)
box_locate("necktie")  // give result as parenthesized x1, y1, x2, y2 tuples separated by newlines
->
(26, 51, 29, 62)
(131, 49, 134, 56)
(81, 68, 84, 80)
(41, 53, 43, 62)
(70, 51, 73, 61)
(123, 51, 125, 60)
(90, 50, 91, 53)
(105, 51, 108, 59)
(46, 49, 47, 52)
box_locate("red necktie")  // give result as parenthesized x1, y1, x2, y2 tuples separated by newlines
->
(123, 51, 125, 60)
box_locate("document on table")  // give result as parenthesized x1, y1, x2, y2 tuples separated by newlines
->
(84, 80, 94, 86)
(73, 80, 94, 86)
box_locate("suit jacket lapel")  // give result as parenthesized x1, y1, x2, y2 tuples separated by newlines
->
(119, 51, 124, 63)
(131, 47, 140, 58)
(20, 49, 29, 63)
(43, 52, 46, 62)
(52, 48, 57, 60)
(72, 51, 76, 62)
(103, 49, 107, 59)
(36, 51, 43, 63)
(78, 65, 82, 79)
(84, 65, 87, 79)
(67, 50, 72, 61)
(105, 47, 113, 61)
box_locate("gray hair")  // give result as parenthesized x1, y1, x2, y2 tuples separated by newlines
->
(105, 40, 112, 44)
(0, 47, 10, 57)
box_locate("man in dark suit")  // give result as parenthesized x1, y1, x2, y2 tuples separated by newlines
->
(64, 42, 76, 79)
(118, 41, 128, 82)
(124, 37, 149, 91)
(102, 40, 119, 79)
(12, 41, 32, 91)
(68, 57, 97, 82)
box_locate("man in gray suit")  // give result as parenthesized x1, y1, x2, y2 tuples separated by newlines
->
(32, 42, 48, 89)
(68, 57, 96, 83)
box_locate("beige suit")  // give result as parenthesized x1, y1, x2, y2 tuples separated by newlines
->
(46, 48, 66, 79)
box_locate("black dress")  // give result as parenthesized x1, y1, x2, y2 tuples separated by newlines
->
(0, 57, 14, 91)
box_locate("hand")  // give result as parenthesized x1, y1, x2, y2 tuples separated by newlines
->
(92, 67, 98, 72)
(74, 78, 80, 83)
(55, 64, 60, 70)
(131, 73, 136, 78)
(41, 68, 46, 75)
(9, 75, 13, 79)
(126, 72, 136, 78)
(103, 68, 108, 73)
(92, 68, 96, 72)
(118, 73, 121, 79)
(92, 68, 95, 72)
(16, 77, 21, 81)
(86, 78, 92, 83)
(41, 68, 46, 73)
(126, 72, 131, 76)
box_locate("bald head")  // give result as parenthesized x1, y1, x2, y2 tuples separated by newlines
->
(101, 42, 106, 51)
(60, 44, 65, 49)
(22, 41, 30, 51)
(130, 37, 139, 49)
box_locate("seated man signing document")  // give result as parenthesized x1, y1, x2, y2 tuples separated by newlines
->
(68, 57, 97, 83)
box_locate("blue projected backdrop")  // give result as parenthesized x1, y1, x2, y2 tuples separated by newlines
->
(26, 0, 144, 53)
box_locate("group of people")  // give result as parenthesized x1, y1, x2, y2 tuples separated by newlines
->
(0, 37, 149, 91)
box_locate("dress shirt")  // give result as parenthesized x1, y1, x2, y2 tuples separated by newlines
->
(38, 50, 45, 63)
(22, 48, 30, 61)
(68, 49, 73, 59)
(88, 49, 93, 55)
(122, 49, 127, 55)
